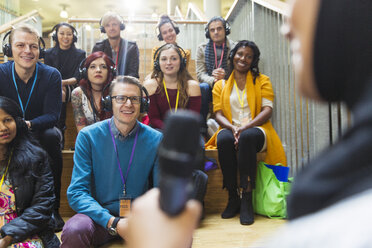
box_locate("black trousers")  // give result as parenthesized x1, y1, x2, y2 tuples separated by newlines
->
(34, 127, 63, 209)
(217, 128, 264, 190)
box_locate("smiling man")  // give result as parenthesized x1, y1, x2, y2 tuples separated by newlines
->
(92, 12, 139, 78)
(196, 16, 236, 136)
(0, 23, 64, 232)
(61, 76, 162, 247)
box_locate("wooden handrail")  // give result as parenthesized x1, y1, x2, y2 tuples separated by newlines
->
(0, 10, 39, 34)
(68, 18, 207, 25)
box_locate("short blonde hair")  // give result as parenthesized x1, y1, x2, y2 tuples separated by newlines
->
(101, 11, 123, 27)
(9, 23, 40, 44)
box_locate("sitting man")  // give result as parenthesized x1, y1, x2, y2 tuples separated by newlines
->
(93, 11, 139, 78)
(0, 23, 64, 231)
(60, 76, 162, 247)
(196, 16, 236, 136)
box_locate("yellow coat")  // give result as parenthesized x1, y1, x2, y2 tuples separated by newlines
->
(205, 70, 287, 166)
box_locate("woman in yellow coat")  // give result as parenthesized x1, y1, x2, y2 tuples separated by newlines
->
(205, 40, 286, 225)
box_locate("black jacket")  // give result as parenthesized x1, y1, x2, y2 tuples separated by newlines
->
(0, 153, 60, 247)
(44, 46, 86, 81)
(92, 38, 139, 78)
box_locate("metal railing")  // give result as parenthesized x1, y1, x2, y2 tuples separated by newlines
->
(226, 0, 350, 174)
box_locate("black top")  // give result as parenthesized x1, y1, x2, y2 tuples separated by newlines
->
(92, 38, 139, 78)
(44, 46, 86, 81)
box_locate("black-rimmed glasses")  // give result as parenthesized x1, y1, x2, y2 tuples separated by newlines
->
(111, 95, 141, 104)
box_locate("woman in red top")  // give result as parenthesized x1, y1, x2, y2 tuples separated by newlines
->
(144, 44, 201, 130)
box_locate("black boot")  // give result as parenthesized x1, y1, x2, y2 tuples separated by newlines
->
(240, 191, 254, 225)
(221, 188, 240, 219)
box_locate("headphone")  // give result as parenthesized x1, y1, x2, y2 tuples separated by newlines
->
(205, 16, 231, 39)
(157, 19, 180, 41)
(99, 17, 125, 33)
(2, 29, 46, 59)
(78, 55, 117, 80)
(102, 82, 150, 113)
(153, 44, 187, 71)
(52, 22, 78, 43)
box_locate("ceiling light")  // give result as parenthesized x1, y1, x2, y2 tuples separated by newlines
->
(60, 4, 69, 19)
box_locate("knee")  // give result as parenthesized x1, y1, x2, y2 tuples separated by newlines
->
(199, 83, 211, 95)
(193, 170, 208, 186)
(61, 214, 94, 239)
(217, 130, 234, 147)
(40, 128, 62, 146)
(239, 128, 260, 143)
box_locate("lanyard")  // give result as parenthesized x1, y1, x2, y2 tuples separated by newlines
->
(234, 80, 246, 109)
(213, 42, 225, 69)
(12, 62, 39, 118)
(0, 149, 13, 192)
(108, 119, 139, 196)
(163, 80, 179, 113)
(115, 48, 120, 68)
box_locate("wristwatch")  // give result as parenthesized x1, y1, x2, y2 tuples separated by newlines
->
(108, 217, 121, 236)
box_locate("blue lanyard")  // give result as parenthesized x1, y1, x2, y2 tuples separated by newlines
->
(108, 119, 139, 196)
(11, 62, 39, 118)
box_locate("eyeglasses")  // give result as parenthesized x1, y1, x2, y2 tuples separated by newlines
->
(111, 95, 141, 104)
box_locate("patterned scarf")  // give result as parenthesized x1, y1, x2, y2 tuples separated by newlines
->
(205, 39, 229, 78)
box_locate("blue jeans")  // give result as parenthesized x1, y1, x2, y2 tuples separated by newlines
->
(199, 82, 212, 129)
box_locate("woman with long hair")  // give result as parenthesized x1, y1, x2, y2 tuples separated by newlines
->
(0, 96, 59, 247)
(44, 23, 86, 137)
(205, 40, 286, 225)
(144, 44, 201, 129)
(71, 51, 116, 132)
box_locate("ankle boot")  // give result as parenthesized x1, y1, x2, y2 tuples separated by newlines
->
(221, 188, 240, 219)
(240, 191, 254, 225)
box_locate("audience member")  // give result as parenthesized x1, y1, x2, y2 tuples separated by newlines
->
(0, 23, 64, 232)
(93, 11, 139, 78)
(150, 14, 191, 70)
(281, 0, 372, 219)
(60, 76, 162, 247)
(196, 16, 236, 136)
(44, 22, 86, 142)
(71, 51, 116, 132)
(144, 43, 208, 205)
(205, 40, 286, 225)
(0, 96, 60, 247)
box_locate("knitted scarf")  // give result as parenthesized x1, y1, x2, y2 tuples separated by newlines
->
(204, 39, 229, 78)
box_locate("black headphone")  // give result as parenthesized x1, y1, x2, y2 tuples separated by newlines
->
(102, 82, 150, 113)
(52, 22, 78, 43)
(157, 20, 180, 41)
(99, 17, 125, 33)
(205, 16, 231, 39)
(153, 44, 187, 71)
(2, 29, 46, 59)
(78, 55, 117, 80)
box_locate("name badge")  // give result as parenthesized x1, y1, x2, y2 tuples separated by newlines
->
(119, 197, 132, 217)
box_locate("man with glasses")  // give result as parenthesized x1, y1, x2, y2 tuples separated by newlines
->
(61, 76, 162, 247)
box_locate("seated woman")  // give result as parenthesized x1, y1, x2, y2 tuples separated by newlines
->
(44, 23, 86, 138)
(0, 96, 59, 247)
(151, 15, 191, 71)
(71, 51, 116, 132)
(205, 40, 287, 225)
(144, 43, 207, 205)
